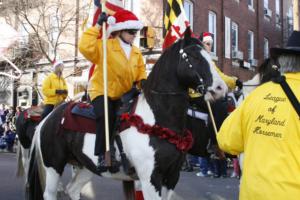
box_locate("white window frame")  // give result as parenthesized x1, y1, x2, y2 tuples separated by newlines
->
(208, 11, 217, 55)
(225, 16, 231, 58)
(264, 38, 269, 59)
(231, 22, 238, 53)
(264, 0, 269, 9)
(248, 31, 254, 61)
(184, 0, 194, 30)
(124, 0, 133, 10)
(248, 0, 254, 9)
(275, 0, 281, 26)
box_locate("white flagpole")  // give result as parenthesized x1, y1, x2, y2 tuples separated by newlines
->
(101, 0, 111, 161)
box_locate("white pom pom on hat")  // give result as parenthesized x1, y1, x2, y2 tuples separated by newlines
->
(107, 16, 116, 25)
(107, 10, 143, 37)
(201, 32, 213, 43)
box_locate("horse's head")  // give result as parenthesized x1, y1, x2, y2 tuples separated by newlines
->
(176, 28, 227, 101)
(16, 109, 39, 148)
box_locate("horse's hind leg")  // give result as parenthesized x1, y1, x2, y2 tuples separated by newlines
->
(66, 167, 93, 200)
(43, 167, 60, 200)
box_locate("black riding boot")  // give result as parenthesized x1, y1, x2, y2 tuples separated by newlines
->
(97, 145, 121, 173)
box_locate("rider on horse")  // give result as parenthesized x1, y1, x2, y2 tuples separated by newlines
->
(79, 10, 146, 172)
(41, 61, 68, 119)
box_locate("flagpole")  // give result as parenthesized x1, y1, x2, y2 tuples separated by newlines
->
(101, 0, 111, 164)
(293, 0, 299, 31)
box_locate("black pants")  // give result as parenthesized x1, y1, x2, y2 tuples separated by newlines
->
(91, 96, 120, 156)
(41, 104, 54, 119)
(208, 98, 228, 144)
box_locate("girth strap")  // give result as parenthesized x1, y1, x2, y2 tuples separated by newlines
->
(187, 108, 208, 124)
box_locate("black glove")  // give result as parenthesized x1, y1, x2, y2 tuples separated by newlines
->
(140, 79, 146, 89)
(97, 12, 108, 26)
(55, 89, 67, 95)
(235, 79, 243, 90)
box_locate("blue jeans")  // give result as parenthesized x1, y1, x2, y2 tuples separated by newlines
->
(199, 157, 212, 175)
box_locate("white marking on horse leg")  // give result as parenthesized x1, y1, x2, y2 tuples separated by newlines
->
(82, 133, 98, 165)
(139, 180, 161, 200)
(66, 167, 93, 200)
(43, 167, 60, 200)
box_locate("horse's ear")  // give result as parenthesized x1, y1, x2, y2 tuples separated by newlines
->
(184, 26, 192, 40)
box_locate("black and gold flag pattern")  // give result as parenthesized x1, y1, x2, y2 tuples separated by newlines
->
(164, 0, 184, 31)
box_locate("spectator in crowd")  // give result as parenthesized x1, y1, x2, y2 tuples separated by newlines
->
(0, 122, 16, 152)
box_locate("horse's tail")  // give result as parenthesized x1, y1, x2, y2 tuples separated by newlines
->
(16, 142, 24, 177)
(27, 126, 46, 200)
(122, 181, 135, 200)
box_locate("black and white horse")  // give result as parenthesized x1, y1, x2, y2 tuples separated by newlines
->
(28, 29, 227, 200)
(16, 108, 41, 178)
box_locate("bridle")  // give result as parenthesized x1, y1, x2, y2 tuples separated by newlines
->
(150, 41, 208, 96)
(179, 43, 207, 95)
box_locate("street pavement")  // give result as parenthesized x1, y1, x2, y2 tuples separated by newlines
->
(0, 153, 239, 200)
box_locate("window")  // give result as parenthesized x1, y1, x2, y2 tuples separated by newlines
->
(264, 0, 269, 9)
(264, 38, 269, 59)
(276, 0, 281, 25)
(231, 22, 238, 53)
(225, 17, 231, 58)
(124, 0, 133, 10)
(248, 31, 254, 61)
(208, 11, 217, 54)
(248, 0, 253, 8)
(184, 0, 194, 30)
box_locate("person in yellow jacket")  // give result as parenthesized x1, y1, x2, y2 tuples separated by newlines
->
(79, 10, 146, 172)
(217, 31, 300, 200)
(41, 61, 68, 119)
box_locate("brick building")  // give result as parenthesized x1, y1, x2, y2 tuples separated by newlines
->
(181, 0, 298, 80)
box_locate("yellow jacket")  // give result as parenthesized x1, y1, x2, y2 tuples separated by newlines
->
(79, 27, 147, 101)
(42, 73, 68, 105)
(213, 62, 237, 91)
(217, 73, 300, 200)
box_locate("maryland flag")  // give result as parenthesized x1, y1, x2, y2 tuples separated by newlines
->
(163, 0, 190, 50)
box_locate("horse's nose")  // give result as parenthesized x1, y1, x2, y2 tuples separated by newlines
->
(205, 80, 228, 102)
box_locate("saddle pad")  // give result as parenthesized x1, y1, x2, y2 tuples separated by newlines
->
(71, 103, 96, 120)
(62, 102, 96, 133)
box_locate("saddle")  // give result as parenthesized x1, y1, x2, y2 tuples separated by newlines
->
(24, 106, 44, 122)
(61, 88, 140, 134)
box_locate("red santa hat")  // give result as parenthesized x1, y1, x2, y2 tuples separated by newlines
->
(107, 10, 143, 36)
(200, 32, 213, 43)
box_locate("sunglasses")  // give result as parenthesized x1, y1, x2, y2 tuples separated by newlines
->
(125, 29, 138, 35)
(204, 42, 212, 46)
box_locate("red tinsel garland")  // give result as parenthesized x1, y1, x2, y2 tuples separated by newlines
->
(120, 113, 194, 152)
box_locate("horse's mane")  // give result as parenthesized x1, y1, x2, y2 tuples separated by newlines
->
(143, 41, 182, 98)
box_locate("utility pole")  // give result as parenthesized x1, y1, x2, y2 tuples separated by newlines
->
(293, 0, 299, 30)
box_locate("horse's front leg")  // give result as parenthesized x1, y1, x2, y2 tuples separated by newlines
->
(138, 168, 163, 200)
(43, 167, 60, 200)
(65, 167, 93, 200)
